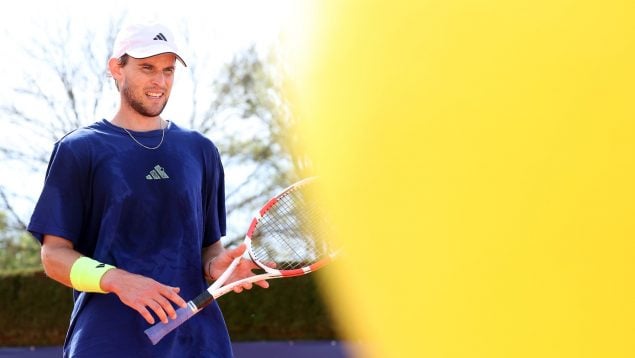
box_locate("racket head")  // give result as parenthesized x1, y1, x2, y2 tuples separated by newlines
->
(245, 177, 337, 277)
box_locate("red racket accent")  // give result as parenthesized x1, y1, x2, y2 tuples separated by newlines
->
(259, 197, 278, 216)
(246, 219, 258, 238)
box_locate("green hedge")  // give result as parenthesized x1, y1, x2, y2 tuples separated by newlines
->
(0, 269, 339, 346)
(0, 269, 72, 346)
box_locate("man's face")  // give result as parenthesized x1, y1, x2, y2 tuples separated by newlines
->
(118, 54, 177, 117)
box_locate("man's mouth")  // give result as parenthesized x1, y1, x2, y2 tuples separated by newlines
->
(146, 91, 163, 99)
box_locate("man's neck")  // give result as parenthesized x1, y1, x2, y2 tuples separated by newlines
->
(111, 111, 164, 132)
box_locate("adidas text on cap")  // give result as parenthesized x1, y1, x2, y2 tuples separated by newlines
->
(111, 22, 187, 67)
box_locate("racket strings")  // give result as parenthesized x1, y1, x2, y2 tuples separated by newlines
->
(251, 185, 332, 271)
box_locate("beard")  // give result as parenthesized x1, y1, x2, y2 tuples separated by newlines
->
(122, 85, 168, 117)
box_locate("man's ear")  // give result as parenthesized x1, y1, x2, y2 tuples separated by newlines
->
(108, 58, 123, 89)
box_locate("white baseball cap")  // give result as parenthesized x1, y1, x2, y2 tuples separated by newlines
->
(111, 22, 187, 67)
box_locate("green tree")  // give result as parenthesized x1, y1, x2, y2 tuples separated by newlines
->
(0, 211, 41, 272)
(202, 46, 308, 218)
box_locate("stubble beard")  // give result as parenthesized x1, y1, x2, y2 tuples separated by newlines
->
(122, 86, 168, 118)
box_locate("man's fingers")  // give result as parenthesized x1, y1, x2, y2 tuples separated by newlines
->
(145, 286, 186, 324)
(136, 305, 155, 325)
(150, 286, 187, 322)
(147, 300, 169, 324)
(229, 243, 247, 258)
(233, 280, 268, 293)
(165, 286, 187, 308)
(154, 295, 177, 321)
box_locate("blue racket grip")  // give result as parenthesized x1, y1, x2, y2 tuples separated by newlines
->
(144, 305, 198, 345)
(145, 290, 214, 344)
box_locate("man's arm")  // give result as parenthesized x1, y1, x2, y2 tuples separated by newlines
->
(41, 235, 187, 324)
(40, 235, 80, 288)
(201, 240, 225, 278)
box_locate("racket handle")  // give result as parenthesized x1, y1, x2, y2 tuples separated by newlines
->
(144, 305, 198, 345)
(144, 290, 214, 345)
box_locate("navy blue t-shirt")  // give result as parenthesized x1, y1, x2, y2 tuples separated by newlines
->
(28, 119, 232, 357)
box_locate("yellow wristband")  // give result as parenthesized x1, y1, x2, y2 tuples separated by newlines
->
(69, 257, 116, 293)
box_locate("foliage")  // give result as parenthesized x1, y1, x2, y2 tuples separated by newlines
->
(219, 273, 339, 341)
(0, 269, 71, 346)
(0, 269, 338, 346)
(0, 212, 41, 272)
(201, 46, 311, 242)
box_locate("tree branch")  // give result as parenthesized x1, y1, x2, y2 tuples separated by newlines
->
(0, 189, 27, 231)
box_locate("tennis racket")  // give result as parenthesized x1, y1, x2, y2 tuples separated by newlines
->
(144, 177, 337, 345)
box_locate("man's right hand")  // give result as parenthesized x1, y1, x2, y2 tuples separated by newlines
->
(101, 269, 188, 324)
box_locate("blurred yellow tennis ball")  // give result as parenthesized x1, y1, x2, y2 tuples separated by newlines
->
(284, 1, 635, 357)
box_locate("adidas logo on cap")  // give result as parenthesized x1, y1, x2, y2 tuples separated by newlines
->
(153, 33, 167, 41)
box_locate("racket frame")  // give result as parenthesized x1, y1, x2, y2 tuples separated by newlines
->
(145, 177, 334, 345)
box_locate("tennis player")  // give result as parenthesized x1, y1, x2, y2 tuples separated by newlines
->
(27, 21, 268, 357)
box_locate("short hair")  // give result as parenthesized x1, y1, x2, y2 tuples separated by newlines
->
(117, 54, 130, 66)
(113, 54, 130, 92)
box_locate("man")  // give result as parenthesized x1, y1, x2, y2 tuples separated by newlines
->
(27, 21, 267, 357)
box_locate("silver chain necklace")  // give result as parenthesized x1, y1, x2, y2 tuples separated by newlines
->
(122, 118, 165, 150)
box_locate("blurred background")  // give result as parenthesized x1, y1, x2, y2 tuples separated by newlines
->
(0, 0, 339, 354)
(0, 0, 308, 251)
(2, 0, 635, 357)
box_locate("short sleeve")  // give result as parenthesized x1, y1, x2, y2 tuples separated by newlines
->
(28, 141, 87, 246)
(202, 144, 226, 247)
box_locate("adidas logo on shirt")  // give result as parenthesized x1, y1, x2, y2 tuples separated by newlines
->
(146, 165, 170, 180)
